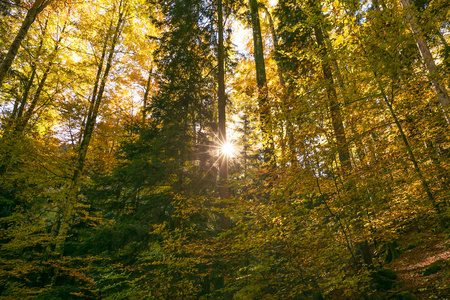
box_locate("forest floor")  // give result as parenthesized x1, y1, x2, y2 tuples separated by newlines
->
(386, 226, 450, 299)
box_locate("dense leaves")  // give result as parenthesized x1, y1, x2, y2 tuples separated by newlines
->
(0, 0, 449, 298)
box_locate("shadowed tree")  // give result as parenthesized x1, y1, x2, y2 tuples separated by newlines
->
(218, 0, 228, 199)
(249, 0, 274, 164)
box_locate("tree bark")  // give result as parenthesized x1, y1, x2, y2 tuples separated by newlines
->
(313, 24, 352, 174)
(0, 0, 52, 86)
(260, 5, 284, 87)
(249, 0, 273, 164)
(55, 6, 126, 254)
(249, 0, 267, 91)
(399, 0, 450, 125)
(310, 4, 374, 266)
(261, 5, 303, 168)
(217, 0, 228, 199)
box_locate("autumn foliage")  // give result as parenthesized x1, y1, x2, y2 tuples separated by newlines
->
(0, 0, 449, 298)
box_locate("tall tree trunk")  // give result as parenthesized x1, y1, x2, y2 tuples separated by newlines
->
(54, 6, 126, 254)
(313, 24, 352, 174)
(260, 5, 284, 87)
(4, 19, 48, 136)
(249, 0, 273, 164)
(215, 4, 232, 298)
(310, 4, 375, 266)
(0, 20, 50, 175)
(0, 0, 52, 86)
(399, 0, 450, 125)
(217, 0, 228, 199)
(13, 24, 65, 137)
(322, 32, 369, 168)
(249, 0, 267, 92)
(13, 55, 54, 136)
(260, 5, 299, 167)
(15, 66, 37, 124)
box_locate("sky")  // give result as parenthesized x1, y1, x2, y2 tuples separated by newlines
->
(232, 22, 252, 56)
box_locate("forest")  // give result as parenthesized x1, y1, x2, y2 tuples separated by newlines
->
(0, 0, 449, 298)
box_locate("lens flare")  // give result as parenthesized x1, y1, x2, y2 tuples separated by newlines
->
(220, 141, 235, 157)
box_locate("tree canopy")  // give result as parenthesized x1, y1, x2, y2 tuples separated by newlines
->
(0, 0, 449, 298)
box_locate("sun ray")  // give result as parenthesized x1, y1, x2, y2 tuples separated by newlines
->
(219, 141, 236, 158)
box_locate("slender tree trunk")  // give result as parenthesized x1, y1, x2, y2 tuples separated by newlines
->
(16, 66, 37, 122)
(249, 0, 273, 164)
(14, 59, 52, 136)
(261, 5, 299, 167)
(260, 5, 284, 87)
(0, 21, 49, 175)
(13, 25, 65, 137)
(217, 0, 228, 199)
(323, 33, 348, 104)
(323, 32, 369, 168)
(399, 0, 450, 124)
(4, 26, 45, 136)
(0, 65, 34, 173)
(309, 1, 352, 171)
(55, 6, 126, 254)
(249, 0, 267, 92)
(76, 18, 113, 148)
(0, 0, 52, 86)
(14, 18, 49, 123)
(310, 4, 375, 266)
(313, 24, 352, 174)
(215, 4, 232, 298)
(142, 67, 152, 126)
(378, 84, 440, 212)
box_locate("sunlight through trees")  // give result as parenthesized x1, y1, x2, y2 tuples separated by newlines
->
(0, 0, 449, 298)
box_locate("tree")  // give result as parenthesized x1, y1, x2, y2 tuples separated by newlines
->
(217, 0, 228, 199)
(249, 0, 274, 164)
(399, 0, 450, 124)
(54, 0, 128, 254)
(0, 0, 53, 86)
(0, 0, 449, 298)
(310, 10, 352, 175)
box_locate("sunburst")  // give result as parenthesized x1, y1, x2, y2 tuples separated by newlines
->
(220, 141, 236, 158)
